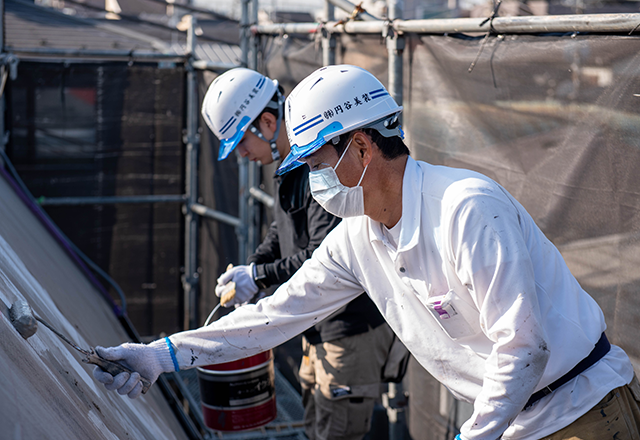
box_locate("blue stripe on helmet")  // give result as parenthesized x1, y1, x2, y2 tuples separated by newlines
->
(370, 88, 385, 94)
(293, 118, 324, 136)
(219, 116, 236, 135)
(292, 114, 323, 134)
(256, 76, 266, 89)
(218, 115, 251, 160)
(370, 91, 389, 99)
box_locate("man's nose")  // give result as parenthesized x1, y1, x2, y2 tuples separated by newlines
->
(237, 145, 249, 158)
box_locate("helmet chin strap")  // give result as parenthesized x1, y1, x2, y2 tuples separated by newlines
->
(249, 125, 280, 161)
(269, 115, 282, 161)
(270, 143, 281, 161)
(249, 89, 284, 161)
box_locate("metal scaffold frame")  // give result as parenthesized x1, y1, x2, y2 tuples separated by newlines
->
(2, 0, 639, 336)
(247, 1, 640, 439)
(1, 1, 638, 439)
(0, 0, 271, 333)
(210, 0, 640, 336)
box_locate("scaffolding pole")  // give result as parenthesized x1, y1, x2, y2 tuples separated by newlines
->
(5, 47, 186, 61)
(249, 187, 275, 209)
(252, 12, 640, 35)
(240, 0, 250, 67)
(250, 0, 259, 71)
(393, 13, 640, 33)
(236, 0, 263, 263)
(387, 0, 404, 121)
(386, 8, 406, 440)
(238, 0, 251, 264)
(327, 0, 380, 21)
(38, 195, 185, 205)
(191, 203, 242, 228)
(183, 14, 200, 331)
(192, 60, 241, 71)
(247, 0, 260, 257)
(323, 1, 336, 66)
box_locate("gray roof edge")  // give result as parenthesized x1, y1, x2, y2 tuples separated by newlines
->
(4, 46, 185, 59)
(93, 21, 173, 53)
(8, 0, 174, 54)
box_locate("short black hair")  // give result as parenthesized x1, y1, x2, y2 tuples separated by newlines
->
(330, 128, 410, 160)
(252, 86, 284, 129)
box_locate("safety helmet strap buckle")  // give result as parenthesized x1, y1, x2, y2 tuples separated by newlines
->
(248, 88, 284, 161)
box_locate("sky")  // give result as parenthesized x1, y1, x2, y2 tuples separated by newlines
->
(193, 0, 326, 19)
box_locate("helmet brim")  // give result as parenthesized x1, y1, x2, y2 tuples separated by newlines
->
(217, 115, 252, 160)
(276, 121, 345, 175)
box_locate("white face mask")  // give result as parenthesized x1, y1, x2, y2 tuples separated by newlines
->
(308, 138, 368, 218)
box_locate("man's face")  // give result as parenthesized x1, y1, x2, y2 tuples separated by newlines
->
(236, 128, 273, 165)
(303, 137, 364, 188)
(303, 143, 339, 172)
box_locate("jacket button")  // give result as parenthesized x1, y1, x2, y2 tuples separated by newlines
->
(399, 267, 406, 273)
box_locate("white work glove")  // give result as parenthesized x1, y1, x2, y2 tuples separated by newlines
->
(92, 339, 177, 399)
(215, 263, 259, 308)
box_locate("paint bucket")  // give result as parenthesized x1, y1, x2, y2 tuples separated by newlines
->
(196, 350, 277, 431)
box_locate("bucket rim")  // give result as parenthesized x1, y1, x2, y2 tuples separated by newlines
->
(196, 358, 272, 375)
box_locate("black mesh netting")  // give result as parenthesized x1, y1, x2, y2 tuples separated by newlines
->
(407, 33, 640, 359)
(7, 29, 640, 438)
(261, 30, 640, 438)
(7, 62, 187, 335)
(263, 31, 640, 364)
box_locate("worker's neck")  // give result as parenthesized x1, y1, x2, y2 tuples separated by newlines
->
(276, 123, 290, 159)
(365, 155, 407, 229)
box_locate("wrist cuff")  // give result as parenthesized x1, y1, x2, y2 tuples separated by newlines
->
(149, 338, 180, 373)
(165, 337, 180, 372)
(252, 263, 270, 290)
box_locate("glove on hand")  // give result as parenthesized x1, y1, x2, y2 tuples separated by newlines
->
(215, 264, 259, 307)
(92, 339, 176, 399)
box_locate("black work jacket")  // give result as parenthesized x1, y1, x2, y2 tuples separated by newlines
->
(248, 164, 385, 344)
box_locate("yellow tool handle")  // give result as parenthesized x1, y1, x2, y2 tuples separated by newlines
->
(220, 263, 237, 307)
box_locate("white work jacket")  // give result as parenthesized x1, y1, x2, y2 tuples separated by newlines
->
(171, 156, 633, 440)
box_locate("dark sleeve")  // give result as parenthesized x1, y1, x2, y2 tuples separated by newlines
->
(253, 197, 341, 287)
(247, 220, 281, 265)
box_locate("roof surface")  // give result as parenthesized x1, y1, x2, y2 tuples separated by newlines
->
(0, 169, 189, 440)
(5, 0, 166, 53)
(5, 0, 241, 63)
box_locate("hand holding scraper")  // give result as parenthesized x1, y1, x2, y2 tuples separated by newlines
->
(9, 299, 152, 395)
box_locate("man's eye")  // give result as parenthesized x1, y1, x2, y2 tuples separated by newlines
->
(312, 163, 327, 171)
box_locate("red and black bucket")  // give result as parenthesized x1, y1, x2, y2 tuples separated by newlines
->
(197, 350, 277, 431)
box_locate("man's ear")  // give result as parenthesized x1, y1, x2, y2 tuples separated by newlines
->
(352, 131, 374, 167)
(259, 112, 277, 132)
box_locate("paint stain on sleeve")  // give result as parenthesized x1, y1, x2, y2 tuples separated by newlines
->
(190, 349, 198, 365)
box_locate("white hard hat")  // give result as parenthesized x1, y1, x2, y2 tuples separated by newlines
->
(202, 68, 281, 160)
(277, 64, 403, 175)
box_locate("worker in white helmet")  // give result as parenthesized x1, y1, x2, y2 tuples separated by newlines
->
(197, 68, 401, 439)
(93, 65, 640, 440)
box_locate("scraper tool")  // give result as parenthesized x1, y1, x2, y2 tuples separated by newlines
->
(8, 299, 151, 394)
